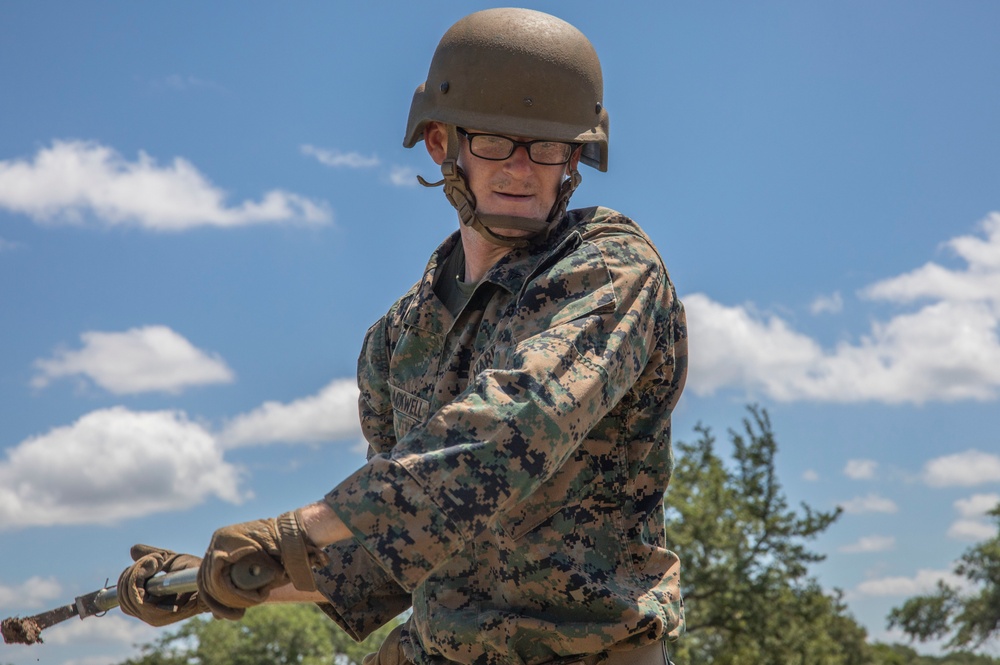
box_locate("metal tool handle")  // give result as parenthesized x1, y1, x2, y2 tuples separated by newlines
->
(226, 552, 282, 591)
(3, 553, 284, 645)
(82, 553, 282, 617)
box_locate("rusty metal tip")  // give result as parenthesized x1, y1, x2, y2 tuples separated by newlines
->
(2, 616, 44, 645)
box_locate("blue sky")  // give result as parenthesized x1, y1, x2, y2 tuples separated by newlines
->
(2, 2, 999, 663)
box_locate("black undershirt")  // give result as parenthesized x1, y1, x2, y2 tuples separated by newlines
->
(434, 242, 479, 319)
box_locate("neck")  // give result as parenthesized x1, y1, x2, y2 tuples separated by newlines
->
(458, 224, 518, 283)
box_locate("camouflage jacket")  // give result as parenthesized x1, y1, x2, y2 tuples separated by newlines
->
(316, 207, 688, 665)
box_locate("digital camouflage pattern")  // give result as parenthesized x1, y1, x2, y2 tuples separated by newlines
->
(316, 207, 688, 665)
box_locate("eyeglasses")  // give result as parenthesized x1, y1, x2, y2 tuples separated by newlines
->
(457, 128, 578, 166)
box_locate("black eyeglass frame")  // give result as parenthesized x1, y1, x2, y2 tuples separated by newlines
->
(456, 128, 580, 166)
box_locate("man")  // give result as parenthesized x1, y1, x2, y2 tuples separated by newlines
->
(117, 9, 688, 665)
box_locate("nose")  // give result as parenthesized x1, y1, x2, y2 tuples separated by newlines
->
(503, 144, 533, 175)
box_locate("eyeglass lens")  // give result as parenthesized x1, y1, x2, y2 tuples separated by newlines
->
(468, 134, 573, 165)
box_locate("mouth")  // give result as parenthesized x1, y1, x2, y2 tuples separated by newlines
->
(478, 184, 547, 223)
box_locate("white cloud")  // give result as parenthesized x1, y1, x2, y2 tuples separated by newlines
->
(955, 492, 1000, 517)
(0, 236, 19, 251)
(856, 568, 968, 597)
(43, 613, 158, 649)
(299, 144, 422, 188)
(155, 74, 227, 93)
(219, 378, 361, 447)
(0, 407, 247, 529)
(683, 293, 822, 399)
(686, 296, 1000, 404)
(862, 213, 1000, 307)
(923, 450, 1000, 487)
(947, 493, 1000, 541)
(948, 519, 996, 541)
(33, 326, 234, 395)
(0, 140, 331, 230)
(839, 493, 898, 514)
(684, 212, 1000, 404)
(810, 291, 843, 315)
(301, 144, 380, 169)
(839, 535, 895, 554)
(845, 459, 878, 480)
(802, 469, 819, 482)
(389, 165, 420, 187)
(0, 576, 61, 610)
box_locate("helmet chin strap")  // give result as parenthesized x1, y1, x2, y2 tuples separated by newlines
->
(417, 125, 582, 249)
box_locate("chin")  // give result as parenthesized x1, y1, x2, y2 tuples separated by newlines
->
(479, 206, 548, 225)
(493, 228, 535, 239)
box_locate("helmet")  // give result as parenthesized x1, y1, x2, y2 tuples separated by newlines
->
(404, 8, 609, 172)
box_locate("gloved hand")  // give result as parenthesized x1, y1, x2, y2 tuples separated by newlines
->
(117, 544, 206, 627)
(198, 510, 328, 620)
(362, 623, 411, 665)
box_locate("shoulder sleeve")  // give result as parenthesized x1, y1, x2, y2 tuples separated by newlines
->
(357, 287, 417, 456)
(357, 314, 395, 456)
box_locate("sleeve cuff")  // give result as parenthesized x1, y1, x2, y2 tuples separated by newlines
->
(323, 454, 466, 590)
(312, 536, 411, 641)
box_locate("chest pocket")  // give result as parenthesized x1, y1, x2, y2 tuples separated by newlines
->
(388, 321, 442, 441)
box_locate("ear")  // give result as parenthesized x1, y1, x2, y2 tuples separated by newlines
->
(566, 145, 583, 175)
(424, 121, 448, 165)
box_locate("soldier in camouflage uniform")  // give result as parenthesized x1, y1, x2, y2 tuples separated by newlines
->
(116, 8, 687, 665)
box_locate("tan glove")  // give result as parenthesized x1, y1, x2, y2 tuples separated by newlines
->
(198, 510, 327, 620)
(117, 544, 206, 627)
(362, 624, 412, 665)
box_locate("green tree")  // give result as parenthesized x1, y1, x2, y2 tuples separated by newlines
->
(120, 603, 401, 665)
(869, 642, 1000, 665)
(888, 505, 1000, 653)
(665, 406, 868, 664)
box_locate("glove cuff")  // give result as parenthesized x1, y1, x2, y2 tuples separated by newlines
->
(276, 510, 327, 592)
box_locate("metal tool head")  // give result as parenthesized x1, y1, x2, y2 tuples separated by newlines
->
(1, 604, 75, 645)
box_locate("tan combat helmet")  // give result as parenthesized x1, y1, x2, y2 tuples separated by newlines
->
(404, 8, 609, 248)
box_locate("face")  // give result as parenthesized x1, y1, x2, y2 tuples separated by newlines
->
(424, 122, 581, 227)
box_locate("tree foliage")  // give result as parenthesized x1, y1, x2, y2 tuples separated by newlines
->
(119, 603, 400, 665)
(665, 405, 863, 664)
(889, 505, 1000, 652)
(868, 642, 1000, 665)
